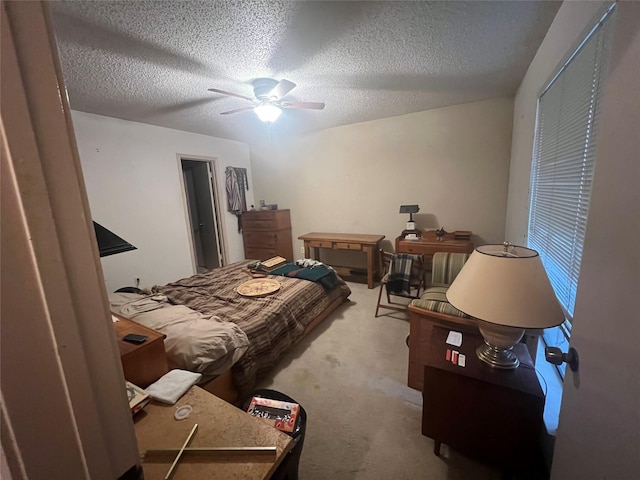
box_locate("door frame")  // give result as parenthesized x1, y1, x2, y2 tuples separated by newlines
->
(2, 2, 140, 477)
(176, 154, 227, 272)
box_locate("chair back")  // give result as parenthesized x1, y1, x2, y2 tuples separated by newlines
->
(431, 252, 470, 286)
(381, 250, 425, 284)
(379, 249, 395, 276)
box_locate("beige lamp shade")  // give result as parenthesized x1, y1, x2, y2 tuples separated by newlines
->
(446, 244, 565, 329)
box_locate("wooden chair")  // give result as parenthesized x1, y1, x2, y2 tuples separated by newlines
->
(375, 250, 426, 317)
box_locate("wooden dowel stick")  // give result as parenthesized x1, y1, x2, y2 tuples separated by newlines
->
(164, 424, 198, 480)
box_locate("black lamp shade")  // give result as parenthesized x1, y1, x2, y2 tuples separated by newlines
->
(399, 205, 419, 214)
(93, 222, 136, 257)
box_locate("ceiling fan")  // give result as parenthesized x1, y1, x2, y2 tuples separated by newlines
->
(208, 78, 325, 122)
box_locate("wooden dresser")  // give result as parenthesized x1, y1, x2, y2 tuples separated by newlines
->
(242, 209, 294, 261)
(113, 314, 168, 388)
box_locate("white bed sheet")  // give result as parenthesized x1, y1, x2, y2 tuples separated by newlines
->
(109, 293, 249, 382)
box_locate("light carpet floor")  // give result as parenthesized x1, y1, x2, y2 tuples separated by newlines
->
(253, 281, 530, 480)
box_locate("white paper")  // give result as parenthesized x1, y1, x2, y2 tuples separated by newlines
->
(111, 315, 119, 323)
(458, 354, 466, 367)
(446, 330, 462, 347)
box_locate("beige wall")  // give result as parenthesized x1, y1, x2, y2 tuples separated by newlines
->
(251, 97, 514, 264)
(505, 1, 607, 243)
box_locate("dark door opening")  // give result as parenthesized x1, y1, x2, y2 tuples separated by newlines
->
(181, 159, 224, 272)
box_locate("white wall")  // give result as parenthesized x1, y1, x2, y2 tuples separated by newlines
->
(72, 111, 253, 292)
(551, 4, 639, 475)
(505, 1, 607, 243)
(251, 97, 514, 264)
(505, 1, 640, 477)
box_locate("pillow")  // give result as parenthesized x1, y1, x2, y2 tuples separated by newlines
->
(108, 292, 168, 318)
(108, 293, 249, 381)
(411, 286, 468, 318)
(133, 305, 249, 380)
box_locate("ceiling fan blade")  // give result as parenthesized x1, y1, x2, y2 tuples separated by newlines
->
(220, 106, 255, 115)
(208, 88, 254, 102)
(268, 79, 296, 99)
(280, 101, 325, 110)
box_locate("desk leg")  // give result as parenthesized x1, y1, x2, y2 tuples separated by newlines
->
(303, 241, 310, 259)
(363, 244, 375, 289)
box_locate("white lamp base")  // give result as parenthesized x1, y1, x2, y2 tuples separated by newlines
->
(477, 321, 524, 369)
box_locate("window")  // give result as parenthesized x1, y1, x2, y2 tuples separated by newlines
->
(528, 4, 615, 375)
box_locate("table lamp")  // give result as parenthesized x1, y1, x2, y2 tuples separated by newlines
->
(399, 205, 420, 239)
(446, 244, 564, 369)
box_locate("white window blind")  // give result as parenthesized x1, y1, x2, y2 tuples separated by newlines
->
(528, 5, 615, 321)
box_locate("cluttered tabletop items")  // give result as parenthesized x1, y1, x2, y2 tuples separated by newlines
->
(131, 379, 293, 480)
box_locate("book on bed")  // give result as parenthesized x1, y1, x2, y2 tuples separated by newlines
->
(260, 256, 287, 271)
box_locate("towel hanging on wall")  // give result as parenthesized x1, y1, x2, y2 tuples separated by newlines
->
(226, 167, 248, 232)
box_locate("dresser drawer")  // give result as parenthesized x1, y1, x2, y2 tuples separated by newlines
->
(334, 242, 362, 251)
(244, 219, 279, 230)
(245, 247, 277, 260)
(397, 239, 474, 256)
(399, 242, 435, 255)
(243, 231, 279, 248)
(309, 240, 333, 248)
(242, 210, 290, 230)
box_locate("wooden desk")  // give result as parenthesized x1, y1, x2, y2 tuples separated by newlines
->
(422, 327, 544, 470)
(396, 231, 474, 271)
(134, 386, 293, 480)
(299, 232, 385, 288)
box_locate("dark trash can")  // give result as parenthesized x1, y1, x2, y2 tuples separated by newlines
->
(241, 389, 307, 480)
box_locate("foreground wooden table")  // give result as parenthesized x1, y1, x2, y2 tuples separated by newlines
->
(134, 386, 293, 479)
(298, 232, 385, 288)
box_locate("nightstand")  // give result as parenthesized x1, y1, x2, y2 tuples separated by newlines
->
(422, 326, 544, 470)
(112, 313, 169, 388)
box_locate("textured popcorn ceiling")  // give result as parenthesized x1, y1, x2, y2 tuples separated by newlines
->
(50, 1, 560, 145)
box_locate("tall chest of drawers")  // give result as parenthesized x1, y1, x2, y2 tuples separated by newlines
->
(242, 209, 294, 261)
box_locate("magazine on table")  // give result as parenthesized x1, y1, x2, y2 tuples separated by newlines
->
(247, 396, 299, 433)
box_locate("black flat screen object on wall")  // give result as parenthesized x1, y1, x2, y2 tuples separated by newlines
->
(93, 221, 137, 257)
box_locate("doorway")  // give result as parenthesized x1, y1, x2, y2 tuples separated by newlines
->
(180, 158, 225, 273)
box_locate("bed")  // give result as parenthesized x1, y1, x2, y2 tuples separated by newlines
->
(110, 260, 351, 401)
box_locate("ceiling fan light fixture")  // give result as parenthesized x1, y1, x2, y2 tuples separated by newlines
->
(254, 102, 282, 123)
(253, 102, 282, 123)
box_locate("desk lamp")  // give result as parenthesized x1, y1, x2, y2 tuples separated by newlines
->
(446, 244, 564, 369)
(399, 205, 420, 239)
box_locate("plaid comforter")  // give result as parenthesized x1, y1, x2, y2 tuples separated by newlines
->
(152, 261, 351, 395)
